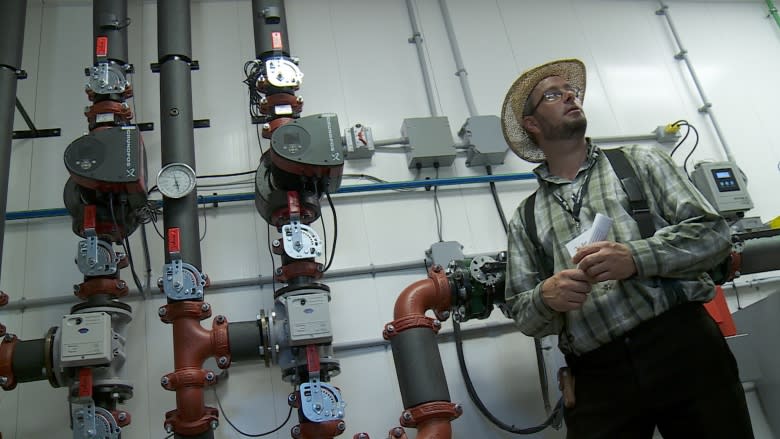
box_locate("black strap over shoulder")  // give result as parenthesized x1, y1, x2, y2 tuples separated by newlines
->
(602, 149, 655, 239)
(523, 191, 552, 279)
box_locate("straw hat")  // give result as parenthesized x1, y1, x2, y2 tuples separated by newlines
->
(500, 59, 586, 163)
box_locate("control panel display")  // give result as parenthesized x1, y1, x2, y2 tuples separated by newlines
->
(710, 168, 741, 192)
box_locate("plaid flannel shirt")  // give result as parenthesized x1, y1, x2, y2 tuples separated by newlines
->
(505, 143, 731, 355)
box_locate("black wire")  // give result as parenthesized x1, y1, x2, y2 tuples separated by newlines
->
(163, 433, 174, 439)
(669, 120, 691, 158)
(433, 167, 443, 242)
(732, 280, 742, 310)
(213, 387, 293, 437)
(116, 197, 146, 297)
(199, 198, 208, 242)
(323, 192, 338, 272)
(452, 319, 563, 434)
(267, 223, 278, 293)
(140, 223, 153, 292)
(197, 170, 257, 179)
(681, 124, 700, 178)
(486, 166, 509, 234)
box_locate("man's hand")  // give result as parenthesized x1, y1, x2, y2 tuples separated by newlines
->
(541, 269, 592, 312)
(573, 241, 637, 282)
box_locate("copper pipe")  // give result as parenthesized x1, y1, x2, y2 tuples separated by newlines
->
(384, 267, 459, 439)
(416, 418, 452, 439)
(393, 265, 450, 319)
(295, 418, 345, 438)
(160, 302, 229, 435)
(0, 333, 18, 390)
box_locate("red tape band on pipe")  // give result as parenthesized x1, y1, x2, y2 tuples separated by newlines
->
(96, 36, 108, 57)
(167, 228, 181, 253)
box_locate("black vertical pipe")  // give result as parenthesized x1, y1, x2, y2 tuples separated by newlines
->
(157, 0, 201, 272)
(0, 0, 27, 281)
(93, 0, 129, 65)
(252, 0, 290, 58)
(390, 328, 451, 408)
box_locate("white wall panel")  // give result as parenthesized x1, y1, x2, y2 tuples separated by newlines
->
(2, 1, 779, 438)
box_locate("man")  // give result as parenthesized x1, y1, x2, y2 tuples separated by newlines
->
(501, 59, 754, 438)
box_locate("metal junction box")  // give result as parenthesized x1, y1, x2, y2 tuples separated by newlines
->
(458, 115, 509, 167)
(285, 293, 333, 345)
(60, 312, 113, 367)
(402, 117, 456, 169)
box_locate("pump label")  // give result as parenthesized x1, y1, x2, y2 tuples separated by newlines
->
(271, 32, 283, 49)
(96, 36, 109, 57)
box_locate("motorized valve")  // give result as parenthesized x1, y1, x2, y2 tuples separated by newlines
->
(72, 400, 121, 439)
(87, 61, 130, 95)
(282, 221, 322, 259)
(161, 258, 207, 301)
(258, 57, 303, 89)
(447, 253, 507, 322)
(77, 234, 122, 276)
(300, 378, 345, 423)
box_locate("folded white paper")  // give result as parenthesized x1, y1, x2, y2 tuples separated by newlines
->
(565, 213, 613, 257)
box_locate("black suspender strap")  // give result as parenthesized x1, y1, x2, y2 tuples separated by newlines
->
(522, 191, 552, 279)
(603, 148, 655, 239)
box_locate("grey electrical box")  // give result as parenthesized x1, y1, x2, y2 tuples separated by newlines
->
(285, 293, 333, 346)
(690, 161, 753, 218)
(60, 312, 113, 367)
(458, 116, 509, 167)
(426, 241, 464, 267)
(402, 117, 456, 169)
(344, 123, 375, 160)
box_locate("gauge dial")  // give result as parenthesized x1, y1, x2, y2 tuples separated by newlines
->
(156, 163, 196, 199)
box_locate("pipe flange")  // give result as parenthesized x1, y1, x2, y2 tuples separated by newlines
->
(212, 316, 231, 369)
(383, 315, 440, 339)
(259, 93, 303, 117)
(387, 427, 407, 439)
(262, 117, 293, 139)
(274, 261, 323, 283)
(164, 406, 218, 437)
(160, 368, 213, 391)
(75, 277, 129, 300)
(158, 301, 212, 324)
(399, 401, 461, 428)
(0, 333, 19, 390)
(44, 326, 60, 388)
(111, 409, 131, 427)
(296, 419, 345, 438)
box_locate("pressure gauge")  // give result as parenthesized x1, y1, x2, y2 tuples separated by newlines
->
(156, 163, 196, 199)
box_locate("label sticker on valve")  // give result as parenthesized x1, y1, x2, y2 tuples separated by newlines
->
(96, 36, 108, 57)
(271, 32, 283, 49)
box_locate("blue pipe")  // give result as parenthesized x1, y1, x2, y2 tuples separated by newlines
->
(6, 172, 537, 221)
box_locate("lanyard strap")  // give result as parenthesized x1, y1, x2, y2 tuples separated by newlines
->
(551, 163, 595, 224)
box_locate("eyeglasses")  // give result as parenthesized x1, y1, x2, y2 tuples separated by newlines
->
(524, 86, 582, 116)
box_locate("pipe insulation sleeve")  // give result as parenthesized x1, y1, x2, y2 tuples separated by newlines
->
(390, 328, 451, 408)
(227, 320, 263, 363)
(739, 234, 780, 276)
(93, 0, 129, 65)
(157, 0, 192, 59)
(13, 338, 48, 384)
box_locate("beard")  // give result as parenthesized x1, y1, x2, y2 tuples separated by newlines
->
(538, 112, 587, 142)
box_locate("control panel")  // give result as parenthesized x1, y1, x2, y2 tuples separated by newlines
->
(691, 161, 753, 218)
(60, 312, 113, 367)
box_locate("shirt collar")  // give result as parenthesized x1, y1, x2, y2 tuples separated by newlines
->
(533, 139, 601, 184)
